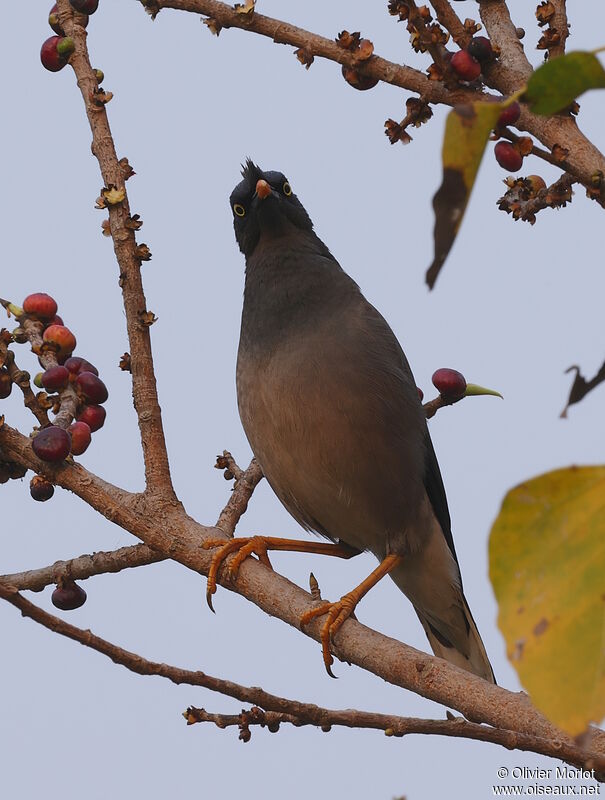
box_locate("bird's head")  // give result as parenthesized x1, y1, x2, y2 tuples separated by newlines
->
(229, 159, 314, 256)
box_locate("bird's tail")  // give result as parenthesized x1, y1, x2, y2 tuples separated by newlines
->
(415, 595, 495, 683)
(389, 545, 495, 684)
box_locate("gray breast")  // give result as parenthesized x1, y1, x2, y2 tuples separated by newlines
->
(236, 293, 429, 558)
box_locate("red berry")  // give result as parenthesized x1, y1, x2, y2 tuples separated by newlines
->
(467, 36, 494, 64)
(23, 292, 58, 321)
(432, 368, 467, 401)
(69, 421, 92, 455)
(341, 66, 379, 91)
(0, 368, 12, 399)
(52, 581, 87, 611)
(48, 4, 63, 35)
(70, 0, 98, 13)
(494, 141, 523, 172)
(40, 35, 74, 73)
(30, 475, 55, 502)
(43, 324, 76, 358)
(76, 371, 108, 404)
(450, 50, 481, 81)
(417, 387, 424, 402)
(41, 365, 70, 392)
(32, 425, 71, 462)
(77, 404, 106, 432)
(64, 356, 98, 376)
(50, 314, 64, 326)
(497, 101, 521, 127)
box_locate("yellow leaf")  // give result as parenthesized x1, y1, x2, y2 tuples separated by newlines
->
(426, 101, 502, 289)
(489, 466, 605, 735)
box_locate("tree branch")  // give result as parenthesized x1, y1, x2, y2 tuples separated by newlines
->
(55, 0, 174, 498)
(183, 706, 603, 775)
(477, 0, 533, 84)
(429, 0, 470, 49)
(550, 1, 569, 59)
(0, 543, 162, 593)
(0, 337, 49, 428)
(1, 581, 602, 776)
(0, 455, 262, 592)
(1, 419, 602, 759)
(215, 457, 263, 535)
(143, 0, 605, 190)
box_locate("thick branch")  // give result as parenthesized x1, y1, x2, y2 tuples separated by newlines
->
(56, 0, 174, 498)
(1, 582, 602, 775)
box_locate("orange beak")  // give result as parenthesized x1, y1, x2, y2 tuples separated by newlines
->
(255, 179, 271, 200)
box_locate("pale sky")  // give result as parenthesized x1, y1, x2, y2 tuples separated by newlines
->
(1, 2, 604, 799)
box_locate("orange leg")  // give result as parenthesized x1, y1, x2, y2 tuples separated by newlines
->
(202, 535, 359, 611)
(300, 553, 402, 677)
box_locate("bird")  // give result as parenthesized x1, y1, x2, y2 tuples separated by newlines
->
(205, 158, 495, 683)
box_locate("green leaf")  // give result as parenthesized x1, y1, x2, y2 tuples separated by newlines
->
(426, 101, 501, 289)
(524, 51, 605, 115)
(489, 466, 605, 735)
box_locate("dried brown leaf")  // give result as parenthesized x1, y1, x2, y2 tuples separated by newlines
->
(552, 144, 569, 163)
(119, 352, 132, 372)
(294, 48, 314, 69)
(203, 17, 222, 36)
(234, 0, 255, 15)
(139, 310, 158, 327)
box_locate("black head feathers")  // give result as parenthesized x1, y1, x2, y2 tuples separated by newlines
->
(229, 160, 314, 257)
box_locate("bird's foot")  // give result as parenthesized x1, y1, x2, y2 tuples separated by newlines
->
(202, 535, 275, 611)
(300, 553, 402, 677)
(300, 591, 361, 678)
(202, 536, 358, 611)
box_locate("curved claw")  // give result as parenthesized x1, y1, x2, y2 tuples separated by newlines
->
(301, 597, 360, 677)
(202, 536, 274, 613)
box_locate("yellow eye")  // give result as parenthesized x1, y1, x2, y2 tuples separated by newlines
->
(282, 182, 292, 196)
(233, 203, 246, 217)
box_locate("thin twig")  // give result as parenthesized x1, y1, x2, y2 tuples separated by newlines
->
(0, 582, 602, 776)
(0, 543, 164, 593)
(183, 705, 604, 777)
(215, 457, 263, 536)
(0, 340, 49, 427)
(56, 0, 174, 498)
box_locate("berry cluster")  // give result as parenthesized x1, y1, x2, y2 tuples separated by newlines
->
(449, 36, 494, 83)
(12, 293, 109, 467)
(448, 36, 532, 175)
(41, 2, 99, 72)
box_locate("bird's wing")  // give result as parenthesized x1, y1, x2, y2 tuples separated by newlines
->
(422, 430, 461, 572)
